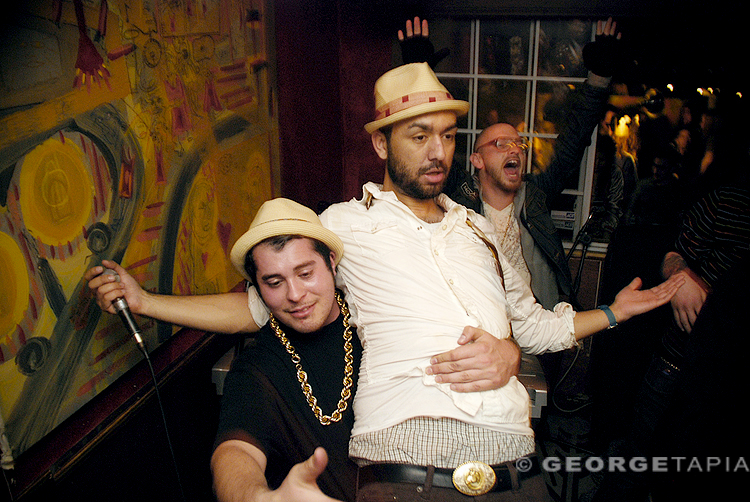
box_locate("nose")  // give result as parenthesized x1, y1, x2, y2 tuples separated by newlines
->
(428, 136, 447, 162)
(286, 278, 306, 303)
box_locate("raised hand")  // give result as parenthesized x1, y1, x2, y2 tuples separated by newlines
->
(582, 17, 624, 78)
(398, 16, 450, 69)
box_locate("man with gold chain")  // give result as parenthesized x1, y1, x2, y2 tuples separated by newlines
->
(85, 198, 515, 501)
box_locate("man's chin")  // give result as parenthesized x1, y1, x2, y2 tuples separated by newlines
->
(280, 318, 321, 333)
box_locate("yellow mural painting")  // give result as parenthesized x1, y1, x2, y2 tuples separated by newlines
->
(0, 0, 278, 464)
(0, 233, 29, 339)
(19, 139, 94, 247)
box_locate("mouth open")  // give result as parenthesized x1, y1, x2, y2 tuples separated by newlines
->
(422, 167, 446, 185)
(504, 158, 522, 180)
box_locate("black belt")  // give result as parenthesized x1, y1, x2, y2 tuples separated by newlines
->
(357, 456, 541, 496)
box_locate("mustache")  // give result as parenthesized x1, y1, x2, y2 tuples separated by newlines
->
(418, 161, 448, 175)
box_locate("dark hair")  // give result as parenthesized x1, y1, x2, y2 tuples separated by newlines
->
(379, 124, 393, 142)
(243, 235, 334, 286)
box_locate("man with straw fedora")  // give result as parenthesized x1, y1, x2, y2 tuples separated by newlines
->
(317, 62, 683, 501)
(86, 197, 513, 501)
(87, 198, 358, 500)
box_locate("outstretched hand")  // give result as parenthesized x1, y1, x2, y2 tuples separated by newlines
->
(398, 16, 450, 69)
(270, 448, 342, 502)
(427, 326, 520, 392)
(610, 275, 686, 324)
(582, 17, 624, 78)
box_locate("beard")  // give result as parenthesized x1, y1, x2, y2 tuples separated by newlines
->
(386, 147, 448, 200)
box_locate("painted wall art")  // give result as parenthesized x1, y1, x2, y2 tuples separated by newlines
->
(0, 0, 277, 464)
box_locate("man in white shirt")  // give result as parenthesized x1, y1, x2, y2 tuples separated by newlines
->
(319, 62, 683, 501)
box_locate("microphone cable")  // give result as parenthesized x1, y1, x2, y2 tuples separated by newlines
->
(104, 270, 187, 502)
(136, 338, 187, 502)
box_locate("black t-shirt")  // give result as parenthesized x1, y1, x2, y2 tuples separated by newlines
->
(215, 311, 361, 501)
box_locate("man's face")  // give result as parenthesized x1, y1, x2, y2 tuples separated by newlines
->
(253, 238, 339, 333)
(384, 111, 458, 200)
(472, 123, 527, 195)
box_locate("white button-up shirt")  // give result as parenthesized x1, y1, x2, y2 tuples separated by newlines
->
(319, 183, 576, 438)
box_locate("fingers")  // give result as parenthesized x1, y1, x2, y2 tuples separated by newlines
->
(656, 274, 686, 299)
(456, 325, 482, 345)
(83, 265, 104, 282)
(442, 375, 497, 393)
(428, 330, 519, 391)
(86, 260, 127, 313)
(626, 276, 643, 291)
(596, 17, 619, 38)
(674, 308, 694, 333)
(673, 301, 700, 333)
(303, 447, 329, 482)
(401, 17, 427, 40)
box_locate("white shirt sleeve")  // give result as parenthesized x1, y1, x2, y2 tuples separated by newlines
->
(247, 285, 270, 327)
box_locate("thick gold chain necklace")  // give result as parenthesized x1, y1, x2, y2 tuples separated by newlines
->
(269, 291, 354, 425)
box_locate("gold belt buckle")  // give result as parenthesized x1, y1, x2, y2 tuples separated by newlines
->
(452, 461, 496, 496)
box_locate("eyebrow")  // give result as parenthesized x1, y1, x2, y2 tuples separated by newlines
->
(405, 120, 458, 134)
(260, 260, 317, 282)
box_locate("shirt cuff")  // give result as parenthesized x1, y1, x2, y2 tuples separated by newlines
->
(247, 286, 270, 327)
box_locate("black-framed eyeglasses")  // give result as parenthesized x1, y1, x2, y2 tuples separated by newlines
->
(475, 137, 530, 154)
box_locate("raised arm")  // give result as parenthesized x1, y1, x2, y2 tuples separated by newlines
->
(533, 17, 623, 197)
(85, 260, 260, 334)
(211, 441, 341, 502)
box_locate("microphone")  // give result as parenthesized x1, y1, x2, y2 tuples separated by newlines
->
(102, 268, 147, 353)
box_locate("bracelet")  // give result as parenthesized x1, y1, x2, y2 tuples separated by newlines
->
(597, 305, 618, 329)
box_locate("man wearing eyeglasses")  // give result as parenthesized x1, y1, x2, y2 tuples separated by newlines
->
(452, 19, 622, 311)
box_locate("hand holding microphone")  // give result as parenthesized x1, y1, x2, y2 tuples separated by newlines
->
(85, 261, 147, 353)
(101, 269, 146, 352)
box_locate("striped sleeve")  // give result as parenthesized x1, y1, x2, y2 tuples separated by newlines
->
(675, 186, 750, 288)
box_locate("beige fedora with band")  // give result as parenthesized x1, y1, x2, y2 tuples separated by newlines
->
(365, 62, 470, 134)
(230, 198, 344, 282)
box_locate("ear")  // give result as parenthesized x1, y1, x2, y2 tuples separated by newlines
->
(329, 251, 337, 277)
(371, 131, 389, 160)
(469, 151, 485, 171)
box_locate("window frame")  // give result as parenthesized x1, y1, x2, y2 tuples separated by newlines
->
(433, 18, 607, 253)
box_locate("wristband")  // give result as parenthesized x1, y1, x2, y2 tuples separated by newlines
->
(597, 305, 618, 329)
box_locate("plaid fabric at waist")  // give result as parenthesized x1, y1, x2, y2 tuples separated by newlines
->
(350, 416, 535, 468)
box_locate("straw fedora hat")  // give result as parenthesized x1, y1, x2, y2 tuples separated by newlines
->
(364, 62, 469, 134)
(230, 198, 344, 282)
